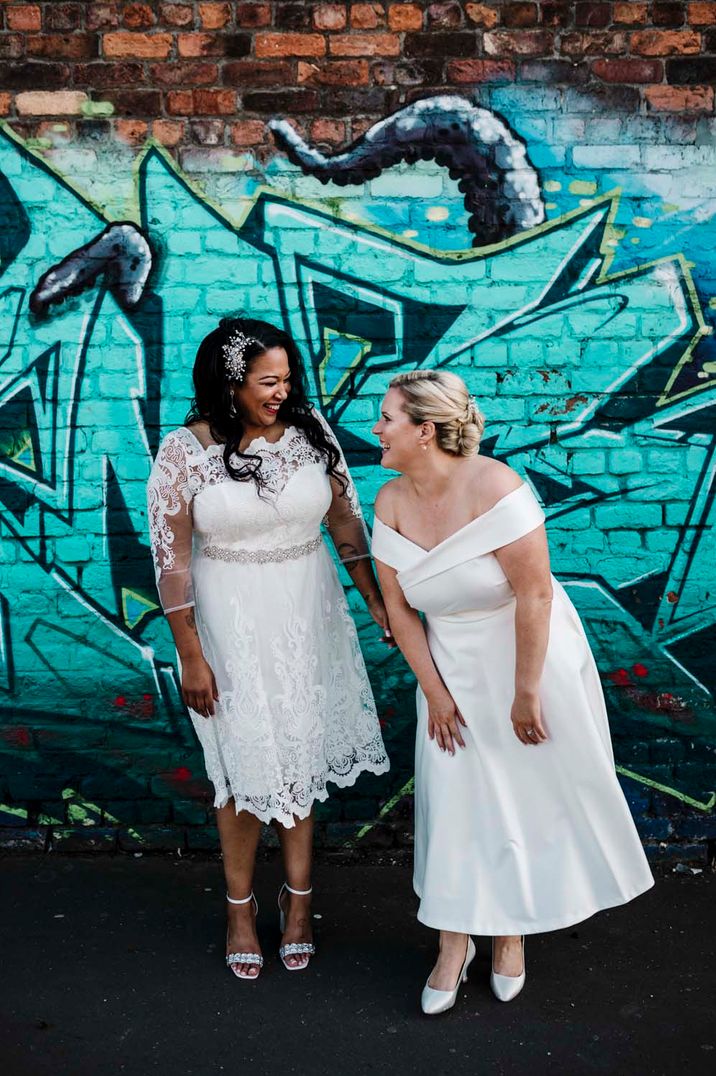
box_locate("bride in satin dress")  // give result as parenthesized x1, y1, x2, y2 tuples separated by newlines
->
(371, 370, 653, 1014)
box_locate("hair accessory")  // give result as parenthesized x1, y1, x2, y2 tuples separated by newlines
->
(223, 331, 255, 383)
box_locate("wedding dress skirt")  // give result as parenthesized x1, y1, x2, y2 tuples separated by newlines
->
(373, 483, 653, 935)
(148, 422, 389, 826)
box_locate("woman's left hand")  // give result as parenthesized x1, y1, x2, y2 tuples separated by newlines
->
(365, 592, 396, 647)
(510, 691, 548, 745)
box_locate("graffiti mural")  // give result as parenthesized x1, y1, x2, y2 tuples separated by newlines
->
(1, 94, 715, 847)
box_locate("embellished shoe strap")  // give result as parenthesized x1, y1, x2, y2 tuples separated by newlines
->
(227, 891, 255, 905)
(284, 883, 312, 896)
(226, 952, 264, 967)
(279, 942, 315, 959)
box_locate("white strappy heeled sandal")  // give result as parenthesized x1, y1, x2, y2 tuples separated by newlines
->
(225, 892, 263, 980)
(277, 883, 316, 971)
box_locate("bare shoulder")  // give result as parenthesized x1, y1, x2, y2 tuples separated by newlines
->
(374, 477, 407, 525)
(476, 456, 524, 511)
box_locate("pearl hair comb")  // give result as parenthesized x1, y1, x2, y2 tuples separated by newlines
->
(223, 331, 255, 382)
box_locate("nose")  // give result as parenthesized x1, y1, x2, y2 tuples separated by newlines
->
(371, 420, 381, 436)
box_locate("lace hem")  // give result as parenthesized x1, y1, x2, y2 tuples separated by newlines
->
(211, 756, 391, 827)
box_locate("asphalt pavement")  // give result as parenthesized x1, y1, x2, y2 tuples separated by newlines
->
(0, 854, 714, 1076)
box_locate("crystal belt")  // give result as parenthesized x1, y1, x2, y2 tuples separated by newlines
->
(201, 536, 323, 564)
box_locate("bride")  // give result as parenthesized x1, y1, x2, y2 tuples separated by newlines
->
(147, 317, 390, 979)
(371, 369, 653, 1013)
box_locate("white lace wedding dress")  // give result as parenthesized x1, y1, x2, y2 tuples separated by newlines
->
(147, 416, 389, 826)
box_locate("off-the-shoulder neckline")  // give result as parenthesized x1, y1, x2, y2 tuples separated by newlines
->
(374, 484, 528, 555)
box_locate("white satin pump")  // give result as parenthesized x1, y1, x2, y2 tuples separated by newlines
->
(421, 937, 476, 1016)
(490, 937, 525, 1002)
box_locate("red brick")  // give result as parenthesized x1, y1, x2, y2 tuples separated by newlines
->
(149, 60, 218, 85)
(688, 1, 716, 22)
(313, 4, 347, 30)
(540, 2, 573, 26)
(255, 32, 326, 57)
(177, 31, 226, 56)
(297, 58, 370, 84)
(447, 57, 516, 81)
(631, 29, 702, 55)
(484, 29, 554, 55)
(223, 59, 293, 85)
(231, 119, 267, 145)
(613, 1, 648, 22)
(5, 4, 41, 31)
(0, 59, 69, 86)
(27, 34, 98, 60)
(388, 3, 424, 29)
(158, 3, 194, 27)
(0, 34, 24, 59)
(351, 3, 385, 28)
(330, 31, 401, 54)
(198, 2, 232, 29)
(464, 2, 498, 26)
(0, 92, 12, 116)
(166, 89, 194, 114)
(104, 31, 173, 58)
(426, 2, 464, 27)
(575, 2, 611, 27)
(99, 87, 161, 113)
(561, 30, 628, 54)
(652, 2, 685, 26)
(87, 4, 121, 30)
(501, 2, 538, 27)
(115, 117, 149, 143)
(122, 3, 156, 29)
(152, 118, 185, 144)
(592, 57, 664, 82)
(74, 61, 145, 87)
(311, 117, 347, 142)
(235, 3, 271, 27)
(645, 84, 714, 111)
(243, 89, 320, 113)
(193, 88, 236, 113)
(45, 3, 83, 30)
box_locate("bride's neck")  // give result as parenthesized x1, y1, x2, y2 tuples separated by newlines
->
(404, 453, 468, 499)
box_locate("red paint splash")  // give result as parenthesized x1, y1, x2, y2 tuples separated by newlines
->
(608, 668, 631, 686)
(111, 694, 155, 720)
(632, 663, 648, 678)
(1, 726, 31, 748)
(173, 767, 192, 781)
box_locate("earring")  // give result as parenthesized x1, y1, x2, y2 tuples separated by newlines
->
(229, 398, 237, 418)
(421, 443, 428, 451)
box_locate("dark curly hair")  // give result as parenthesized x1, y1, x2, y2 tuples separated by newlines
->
(184, 316, 345, 493)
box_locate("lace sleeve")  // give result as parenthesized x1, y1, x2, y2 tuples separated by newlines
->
(147, 431, 195, 614)
(313, 409, 371, 565)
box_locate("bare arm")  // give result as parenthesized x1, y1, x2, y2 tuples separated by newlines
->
(375, 556, 466, 754)
(494, 524, 553, 745)
(166, 606, 219, 719)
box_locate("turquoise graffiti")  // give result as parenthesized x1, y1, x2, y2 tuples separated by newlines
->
(0, 100, 715, 833)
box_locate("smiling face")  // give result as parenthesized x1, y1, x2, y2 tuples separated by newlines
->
(372, 387, 429, 471)
(232, 346, 291, 428)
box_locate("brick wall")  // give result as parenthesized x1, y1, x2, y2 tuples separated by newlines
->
(1, 1, 715, 859)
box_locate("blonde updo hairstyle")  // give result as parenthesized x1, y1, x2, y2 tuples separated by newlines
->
(390, 370, 485, 457)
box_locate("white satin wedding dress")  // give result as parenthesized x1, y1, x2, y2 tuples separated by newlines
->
(373, 483, 653, 935)
(147, 416, 389, 826)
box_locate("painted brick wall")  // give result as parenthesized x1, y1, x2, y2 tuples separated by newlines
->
(1, 2, 715, 859)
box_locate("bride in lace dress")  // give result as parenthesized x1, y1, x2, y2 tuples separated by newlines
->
(147, 318, 390, 978)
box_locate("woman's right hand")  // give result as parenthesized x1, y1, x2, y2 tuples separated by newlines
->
(426, 688, 467, 755)
(181, 655, 219, 718)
